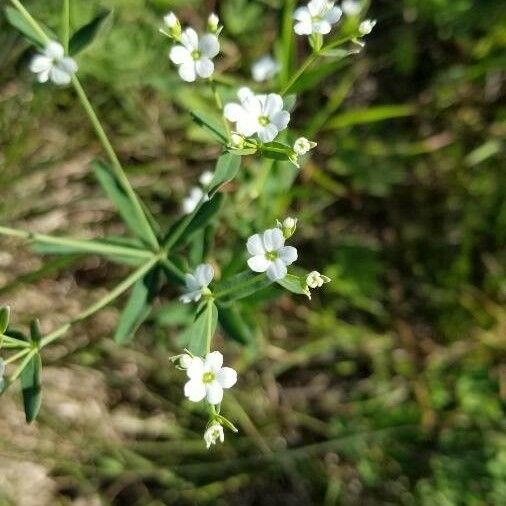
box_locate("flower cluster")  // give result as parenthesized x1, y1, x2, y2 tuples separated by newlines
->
(294, 0, 342, 36)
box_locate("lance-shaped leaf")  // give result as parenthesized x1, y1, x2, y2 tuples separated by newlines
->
(20, 353, 42, 423)
(4, 7, 50, 47)
(276, 274, 311, 298)
(115, 267, 161, 344)
(182, 302, 218, 357)
(94, 161, 157, 248)
(69, 9, 112, 55)
(214, 271, 273, 304)
(0, 306, 10, 334)
(30, 319, 43, 345)
(218, 304, 253, 345)
(208, 153, 242, 198)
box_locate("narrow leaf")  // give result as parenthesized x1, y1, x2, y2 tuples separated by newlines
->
(277, 274, 311, 298)
(4, 7, 46, 47)
(182, 302, 218, 357)
(208, 153, 242, 197)
(69, 9, 111, 55)
(326, 105, 415, 129)
(20, 354, 42, 423)
(218, 305, 253, 345)
(30, 319, 42, 345)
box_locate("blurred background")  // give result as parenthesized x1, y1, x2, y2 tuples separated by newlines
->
(0, 0, 505, 504)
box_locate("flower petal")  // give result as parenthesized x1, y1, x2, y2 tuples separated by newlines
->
(247, 233, 266, 255)
(184, 379, 206, 402)
(60, 57, 78, 74)
(294, 20, 313, 35)
(308, 0, 327, 16)
(271, 110, 290, 131)
(267, 258, 288, 281)
(262, 228, 285, 252)
(184, 273, 200, 292)
(29, 55, 52, 73)
(236, 114, 260, 137)
(195, 57, 214, 79)
(313, 20, 332, 34)
(195, 264, 214, 287)
(179, 290, 202, 304)
(247, 255, 271, 273)
(294, 6, 311, 22)
(187, 357, 205, 379)
(199, 34, 220, 58)
(170, 45, 191, 65)
(325, 6, 342, 24)
(205, 351, 223, 372)
(224, 103, 244, 122)
(206, 381, 224, 404)
(178, 61, 197, 82)
(217, 367, 237, 388)
(258, 124, 279, 143)
(44, 41, 64, 59)
(181, 28, 199, 51)
(263, 94, 283, 117)
(238, 87, 255, 103)
(50, 66, 72, 85)
(279, 246, 298, 265)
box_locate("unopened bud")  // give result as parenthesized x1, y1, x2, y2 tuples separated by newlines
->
(208, 13, 220, 34)
(359, 19, 376, 36)
(306, 271, 331, 289)
(293, 137, 317, 156)
(277, 216, 298, 239)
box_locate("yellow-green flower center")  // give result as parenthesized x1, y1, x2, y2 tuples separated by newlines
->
(265, 251, 278, 261)
(191, 50, 201, 60)
(259, 115, 270, 126)
(202, 371, 215, 384)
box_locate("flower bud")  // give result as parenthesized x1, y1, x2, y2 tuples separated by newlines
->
(359, 19, 376, 36)
(230, 132, 245, 149)
(179, 354, 193, 370)
(204, 422, 225, 449)
(293, 137, 317, 156)
(277, 216, 298, 239)
(306, 271, 331, 289)
(208, 13, 220, 34)
(164, 12, 181, 39)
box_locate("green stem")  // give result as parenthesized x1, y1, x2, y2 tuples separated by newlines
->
(281, 51, 319, 96)
(40, 256, 159, 349)
(62, 0, 70, 53)
(71, 77, 160, 251)
(205, 300, 214, 354)
(4, 347, 31, 365)
(10, 349, 36, 382)
(164, 198, 206, 252)
(209, 78, 231, 140)
(0, 226, 153, 260)
(160, 258, 186, 283)
(8, 0, 50, 44)
(0, 335, 31, 348)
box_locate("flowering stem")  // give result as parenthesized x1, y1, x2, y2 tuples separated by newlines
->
(8, 0, 51, 44)
(62, 0, 70, 53)
(281, 51, 319, 96)
(0, 226, 154, 260)
(0, 335, 31, 348)
(209, 78, 231, 140)
(71, 77, 160, 251)
(205, 299, 214, 354)
(4, 348, 31, 366)
(39, 256, 160, 349)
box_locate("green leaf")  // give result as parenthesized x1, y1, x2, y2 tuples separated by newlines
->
(115, 267, 160, 344)
(94, 161, 156, 247)
(215, 271, 273, 304)
(0, 306, 10, 334)
(20, 354, 42, 423)
(326, 105, 415, 129)
(218, 305, 253, 345)
(276, 274, 311, 298)
(208, 153, 242, 197)
(182, 302, 218, 357)
(30, 319, 42, 345)
(260, 142, 295, 162)
(190, 111, 227, 143)
(69, 9, 111, 56)
(4, 7, 46, 47)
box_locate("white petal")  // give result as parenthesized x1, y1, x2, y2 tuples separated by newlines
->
(199, 34, 220, 58)
(224, 103, 244, 122)
(187, 357, 205, 379)
(59, 57, 78, 74)
(236, 114, 260, 137)
(29, 55, 52, 73)
(308, 0, 327, 16)
(325, 6, 343, 24)
(170, 45, 192, 65)
(195, 264, 214, 287)
(205, 351, 223, 372)
(44, 41, 64, 59)
(247, 233, 266, 255)
(263, 94, 283, 116)
(258, 124, 279, 143)
(294, 20, 313, 35)
(50, 66, 72, 85)
(267, 258, 287, 281)
(271, 110, 290, 131)
(217, 367, 237, 388)
(262, 228, 284, 252)
(206, 381, 223, 404)
(179, 290, 202, 304)
(247, 255, 271, 273)
(37, 69, 50, 83)
(313, 20, 332, 34)
(238, 87, 255, 102)
(185, 273, 200, 292)
(184, 379, 206, 402)
(279, 246, 298, 265)
(178, 62, 197, 82)
(181, 28, 199, 51)
(294, 7, 311, 22)
(195, 57, 214, 78)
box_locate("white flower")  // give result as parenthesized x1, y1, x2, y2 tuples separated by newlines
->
(29, 41, 78, 86)
(294, 0, 342, 35)
(180, 264, 214, 304)
(224, 87, 290, 143)
(293, 137, 317, 155)
(184, 351, 237, 404)
(169, 28, 220, 82)
(199, 170, 214, 187)
(182, 186, 207, 215)
(341, 0, 362, 16)
(204, 422, 225, 449)
(306, 270, 331, 288)
(251, 55, 280, 82)
(247, 228, 298, 281)
(164, 12, 179, 29)
(208, 13, 220, 33)
(359, 19, 377, 35)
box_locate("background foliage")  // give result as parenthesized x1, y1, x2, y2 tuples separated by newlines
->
(0, 0, 505, 504)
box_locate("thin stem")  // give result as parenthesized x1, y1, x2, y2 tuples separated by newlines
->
(62, 0, 70, 53)
(71, 76, 160, 251)
(4, 348, 31, 365)
(164, 198, 207, 252)
(205, 300, 213, 354)
(8, 0, 50, 44)
(160, 258, 186, 283)
(40, 256, 159, 349)
(209, 78, 231, 140)
(1, 335, 31, 348)
(281, 52, 319, 96)
(0, 226, 154, 260)
(10, 349, 36, 382)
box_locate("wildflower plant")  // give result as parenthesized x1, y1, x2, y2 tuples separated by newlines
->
(1, 0, 375, 447)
